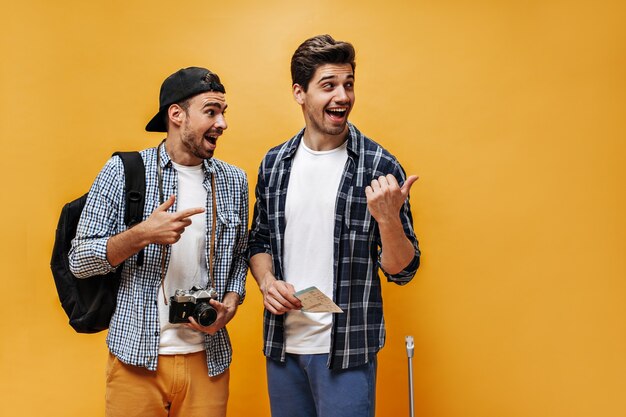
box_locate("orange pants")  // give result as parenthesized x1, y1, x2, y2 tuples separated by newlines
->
(105, 351, 229, 417)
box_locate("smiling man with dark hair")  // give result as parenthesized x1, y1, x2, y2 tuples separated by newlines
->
(249, 35, 421, 417)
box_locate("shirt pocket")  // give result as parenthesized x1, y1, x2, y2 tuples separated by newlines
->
(344, 186, 373, 234)
(217, 210, 241, 252)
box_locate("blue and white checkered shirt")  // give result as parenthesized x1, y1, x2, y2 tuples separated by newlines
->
(69, 144, 248, 376)
(249, 123, 420, 370)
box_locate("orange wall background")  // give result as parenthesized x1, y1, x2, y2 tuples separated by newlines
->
(1, 1, 625, 416)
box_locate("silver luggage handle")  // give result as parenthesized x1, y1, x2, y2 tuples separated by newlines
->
(405, 336, 415, 417)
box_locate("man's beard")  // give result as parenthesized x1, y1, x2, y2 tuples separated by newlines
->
(181, 122, 213, 160)
(309, 113, 347, 137)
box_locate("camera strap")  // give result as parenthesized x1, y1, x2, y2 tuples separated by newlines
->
(156, 140, 217, 305)
(209, 174, 217, 291)
(157, 140, 167, 305)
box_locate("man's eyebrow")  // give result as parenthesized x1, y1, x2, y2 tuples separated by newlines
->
(202, 101, 227, 110)
(317, 73, 355, 84)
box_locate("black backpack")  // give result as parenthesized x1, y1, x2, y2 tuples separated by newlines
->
(51, 152, 146, 333)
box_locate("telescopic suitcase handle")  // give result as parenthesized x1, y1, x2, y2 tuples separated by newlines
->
(406, 336, 415, 417)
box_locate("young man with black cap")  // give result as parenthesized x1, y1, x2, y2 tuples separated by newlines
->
(70, 67, 248, 417)
(248, 35, 420, 417)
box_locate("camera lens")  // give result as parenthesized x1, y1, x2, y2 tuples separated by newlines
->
(194, 302, 217, 327)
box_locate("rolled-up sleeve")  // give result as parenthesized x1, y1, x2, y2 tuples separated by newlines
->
(248, 163, 272, 259)
(69, 157, 123, 278)
(226, 170, 249, 303)
(380, 162, 421, 284)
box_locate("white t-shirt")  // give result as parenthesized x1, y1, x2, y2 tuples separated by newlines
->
(158, 161, 208, 354)
(283, 139, 348, 354)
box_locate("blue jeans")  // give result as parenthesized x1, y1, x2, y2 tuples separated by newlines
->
(266, 353, 377, 417)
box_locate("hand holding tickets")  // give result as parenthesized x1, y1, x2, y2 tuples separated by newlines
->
(294, 287, 343, 313)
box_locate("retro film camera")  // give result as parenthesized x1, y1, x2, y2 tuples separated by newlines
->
(169, 286, 218, 327)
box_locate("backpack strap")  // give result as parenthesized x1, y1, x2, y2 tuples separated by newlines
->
(112, 151, 146, 267)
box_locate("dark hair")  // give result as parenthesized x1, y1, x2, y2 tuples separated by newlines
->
(200, 70, 225, 94)
(163, 71, 222, 130)
(291, 34, 356, 91)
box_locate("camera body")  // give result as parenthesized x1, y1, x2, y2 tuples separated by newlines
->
(169, 287, 218, 327)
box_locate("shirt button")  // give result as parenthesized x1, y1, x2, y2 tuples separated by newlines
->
(154, 331, 159, 336)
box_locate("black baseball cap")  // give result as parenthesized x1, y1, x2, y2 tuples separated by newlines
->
(145, 67, 226, 132)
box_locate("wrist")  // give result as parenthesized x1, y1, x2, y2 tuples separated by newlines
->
(223, 291, 240, 309)
(260, 271, 276, 293)
(376, 216, 404, 232)
(128, 221, 152, 248)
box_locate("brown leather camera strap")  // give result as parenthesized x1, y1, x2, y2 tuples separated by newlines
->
(157, 140, 168, 305)
(208, 174, 217, 291)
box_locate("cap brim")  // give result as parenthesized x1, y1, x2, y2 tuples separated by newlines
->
(145, 110, 166, 132)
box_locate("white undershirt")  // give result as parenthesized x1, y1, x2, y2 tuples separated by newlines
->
(158, 161, 208, 354)
(283, 139, 348, 354)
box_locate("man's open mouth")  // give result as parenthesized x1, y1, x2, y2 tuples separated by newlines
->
(326, 107, 348, 119)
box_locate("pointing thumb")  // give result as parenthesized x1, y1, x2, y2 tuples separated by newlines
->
(401, 175, 419, 197)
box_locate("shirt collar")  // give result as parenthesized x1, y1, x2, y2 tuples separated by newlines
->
(158, 139, 216, 174)
(281, 122, 360, 161)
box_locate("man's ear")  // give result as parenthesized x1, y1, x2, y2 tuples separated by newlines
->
(293, 83, 306, 105)
(167, 104, 186, 128)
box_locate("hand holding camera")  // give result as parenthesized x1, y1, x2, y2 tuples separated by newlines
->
(169, 288, 240, 335)
(169, 286, 219, 327)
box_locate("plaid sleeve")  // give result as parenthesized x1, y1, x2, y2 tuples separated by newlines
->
(69, 157, 123, 278)
(379, 161, 421, 284)
(226, 169, 249, 303)
(248, 161, 272, 259)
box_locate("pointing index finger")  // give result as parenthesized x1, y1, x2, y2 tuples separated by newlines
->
(175, 207, 205, 220)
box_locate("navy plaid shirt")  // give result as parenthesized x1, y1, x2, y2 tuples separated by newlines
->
(249, 123, 420, 370)
(69, 144, 248, 376)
